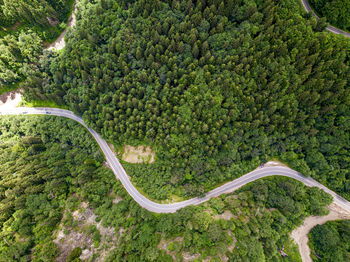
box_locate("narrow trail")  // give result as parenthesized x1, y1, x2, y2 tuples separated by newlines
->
(46, 1, 77, 51)
(291, 203, 350, 262)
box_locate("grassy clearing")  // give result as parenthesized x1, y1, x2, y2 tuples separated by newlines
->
(20, 99, 69, 109)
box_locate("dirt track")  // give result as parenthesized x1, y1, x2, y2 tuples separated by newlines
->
(46, 1, 77, 51)
(291, 203, 350, 262)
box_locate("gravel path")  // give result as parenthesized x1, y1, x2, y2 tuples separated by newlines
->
(291, 203, 350, 262)
(46, 1, 77, 51)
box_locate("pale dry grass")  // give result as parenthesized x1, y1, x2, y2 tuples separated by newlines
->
(122, 145, 155, 164)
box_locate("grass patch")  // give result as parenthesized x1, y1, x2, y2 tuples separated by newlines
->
(20, 99, 69, 109)
(126, 176, 184, 204)
(132, 183, 163, 203)
(166, 194, 185, 203)
(283, 238, 302, 262)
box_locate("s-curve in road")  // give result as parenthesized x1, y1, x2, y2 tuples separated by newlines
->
(1, 107, 350, 214)
(300, 0, 350, 38)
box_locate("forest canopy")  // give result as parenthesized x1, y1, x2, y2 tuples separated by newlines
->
(309, 0, 350, 32)
(0, 116, 105, 260)
(0, 0, 72, 28)
(0, 115, 332, 261)
(0, 0, 74, 92)
(23, 0, 350, 201)
(309, 220, 350, 261)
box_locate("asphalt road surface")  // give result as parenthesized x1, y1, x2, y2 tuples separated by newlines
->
(1, 107, 350, 214)
(300, 0, 350, 38)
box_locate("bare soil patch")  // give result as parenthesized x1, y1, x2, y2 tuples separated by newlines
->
(122, 145, 155, 164)
(263, 160, 288, 167)
(182, 251, 201, 262)
(0, 91, 22, 111)
(214, 210, 235, 220)
(291, 203, 350, 262)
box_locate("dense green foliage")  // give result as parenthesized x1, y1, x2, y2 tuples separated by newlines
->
(66, 247, 82, 261)
(0, 116, 105, 260)
(310, 0, 350, 31)
(0, 116, 333, 261)
(0, 0, 74, 92)
(0, 0, 72, 28)
(23, 0, 350, 201)
(309, 220, 350, 261)
(0, 31, 42, 88)
(104, 177, 331, 261)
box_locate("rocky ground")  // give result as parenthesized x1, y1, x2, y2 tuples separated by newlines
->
(54, 202, 119, 261)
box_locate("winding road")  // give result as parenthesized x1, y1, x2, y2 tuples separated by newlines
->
(8, 2, 347, 213)
(1, 107, 350, 214)
(300, 0, 350, 38)
(1, 2, 347, 261)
